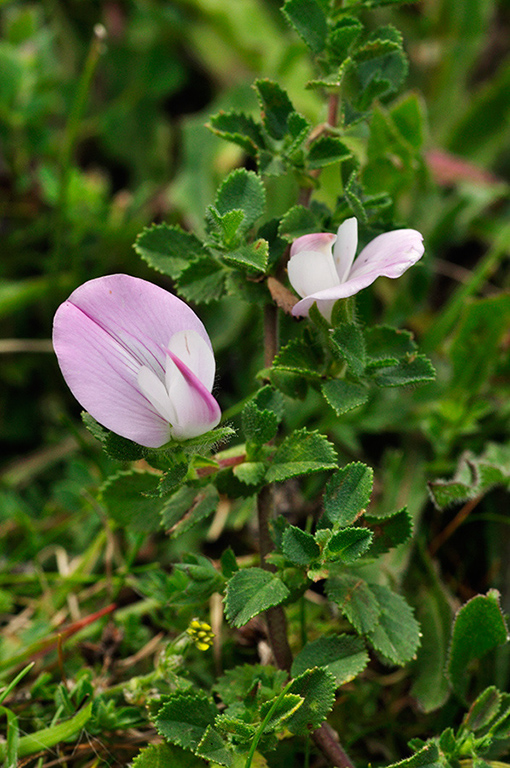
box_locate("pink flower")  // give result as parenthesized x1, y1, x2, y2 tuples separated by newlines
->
(53, 274, 221, 448)
(287, 218, 424, 320)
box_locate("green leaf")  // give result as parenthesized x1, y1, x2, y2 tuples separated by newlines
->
(233, 461, 266, 486)
(328, 17, 363, 65)
(176, 257, 226, 304)
(214, 664, 288, 707)
(286, 668, 336, 734)
(266, 429, 337, 482)
(215, 168, 266, 231)
(81, 413, 147, 461)
(366, 508, 412, 557)
(224, 568, 290, 627)
(370, 354, 435, 388)
(259, 694, 304, 730)
(465, 687, 502, 732)
(272, 337, 324, 378)
(321, 379, 369, 415)
(282, 525, 321, 566)
(208, 110, 265, 154)
(242, 400, 279, 446)
(367, 585, 421, 665)
(223, 238, 269, 273)
(134, 223, 205, 279)
(160, 486, 199, 530)
(255, 79, 295, 140)
(155, 691, 217, 751)
(130, 743, 205, 768)
(206, 207, 246, 247)
(196, 726, 232, 767)
(279, 205, 321, 241)
(330, 323, 366, 377)
(365, 325, 416, 362)
(100, 470, 161, 533)
(307, 136, 351, 169)
(282, 0, 328, 55)
(320, 462, 373, 529)
(447, 590, 509, 699)
(326, 573, 381, 634)
(390, 92, 426, 151)
(292, 634, 369, 685)
(164, 485, 219, 538)
(385, 743, 442, 768)
(355, 26, 408, 108)
(325, 527, 373, 563)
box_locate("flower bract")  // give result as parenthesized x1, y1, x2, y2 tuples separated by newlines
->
(53, 274, 221, 448)
(287, 217, 424, 320)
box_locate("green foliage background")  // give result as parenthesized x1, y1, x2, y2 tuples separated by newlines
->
(0, 0, 509, 766)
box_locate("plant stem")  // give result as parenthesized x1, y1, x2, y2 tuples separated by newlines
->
(312, 722, 356, 768)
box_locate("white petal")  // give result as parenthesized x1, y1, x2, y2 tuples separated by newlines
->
(167, 330, 215, 392)
(287, 248, 341, 299)
(138, 366, 178, 425)
(165, 354, 220, 439)
(333, 217, 358, 282)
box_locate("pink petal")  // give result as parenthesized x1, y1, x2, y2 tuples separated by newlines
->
(165, 350, 221, 439)
(53, 274, 219, 448)
(348, 229, 424, 281)
(333, 218, 358, 282)
(290, 232, 336, 258)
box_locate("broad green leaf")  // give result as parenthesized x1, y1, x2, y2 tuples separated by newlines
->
(266, 429, 337, 482)
(319, 462, 373, 529)
(255, 80, 294, 140)
(366, 508, 412, 556)
(215, 168, 266, 231)
(208, 110, 265, 154)
(326, 573, 381, 633)
(365, 325, 416, 362)
(272, 337, 324, 377)
(390, 92, 426, 151)
(160, 486, 199, 530)
(206, 207, 246, 247)
(282, 525, 320, 566)
(370, 355, 435, 388)
(282, 0, 328, 55)
(81, 413, 147, 461)
(214, 664, 288, 707)
(134, 223, 204, 279)
(321, 379, 369, 415)
(196, 726, 232, 767)
(223, 238, 269, 273)
(330, 323, 366, 377)
(324, 527, 373, 563)
(233, 461, 266, 486)
(292, 634, 369, 685)
(328, 17, 363, 65)
(214, 714, 256, 743)
(367, 585, 421, 665)
(286, 668, 336, 734)
(242, 400, 279, 445)
(385, 743, 442, 768)
(224, 568, 290, 627)
(308, 136, 351, 169)
(447, 590, 509, 699)
(279, 204, 321, 240)
(176, 257, 226, 304)
(166, 485, 219, 539)
(355, 26, 408, 108)
(155, 691, 217, 751)
(130, 743, 205, 768)
(100, 470, 161, 533)
(465, 687, 502, 732)
(259, 694, 304, 730)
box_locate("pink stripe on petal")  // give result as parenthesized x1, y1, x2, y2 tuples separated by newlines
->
(166, 349, 221, 439)
(290, 232, 336, 258)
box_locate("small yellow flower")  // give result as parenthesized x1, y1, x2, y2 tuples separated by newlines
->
(186, 619, 215, 651)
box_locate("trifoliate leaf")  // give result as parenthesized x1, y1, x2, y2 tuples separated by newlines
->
(292, 634, 369, 685)
(100, 470, 161, 532)
(209, 110, 265, 154)
(321, 379, 369, 415)
(282, 0, 328, 55)
(266, 429, 337, 482)
(326, 573, 381, 634)
(255, 80, 295, 141)
(155, 691, 217, 751)
(224, 568, 290, 627)
(367, 584, 421, 665)
(319, 462, 373, 529)
(282, 525, 321, 566)
(286, 668, 336, 734)
(135, 223, 205, 279)
(447, 590, 509, 700)
(215, 168, 266, 231)
(330, 323, 366, 377)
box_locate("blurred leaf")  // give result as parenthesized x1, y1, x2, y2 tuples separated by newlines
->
(366, 508, 412, 557)
(208, 110, 265, 154)
(130, 743, 204, 768)
(175, 257, 226, 304)
(464, 687, 502, 732)
(447, 590, 509, 699)
(100, 470, 161, 533)
(385, 743, 442, 768)
(370, 355, 435, 388)
(281, 0, 328, 55)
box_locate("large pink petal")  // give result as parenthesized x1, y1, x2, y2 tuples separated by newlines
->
(53, 301, 171, 447)
(348, 229, 424, 281)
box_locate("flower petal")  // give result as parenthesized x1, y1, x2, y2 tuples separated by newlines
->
(167, 330, 215, 392)
(53, 301, 171, 447)
(287, 248, 341, 300)
(290, 232, 336, 258)
(165, 350, 221, 439)
(348, 229, 424, 281)
(333, 217, 358, 282)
